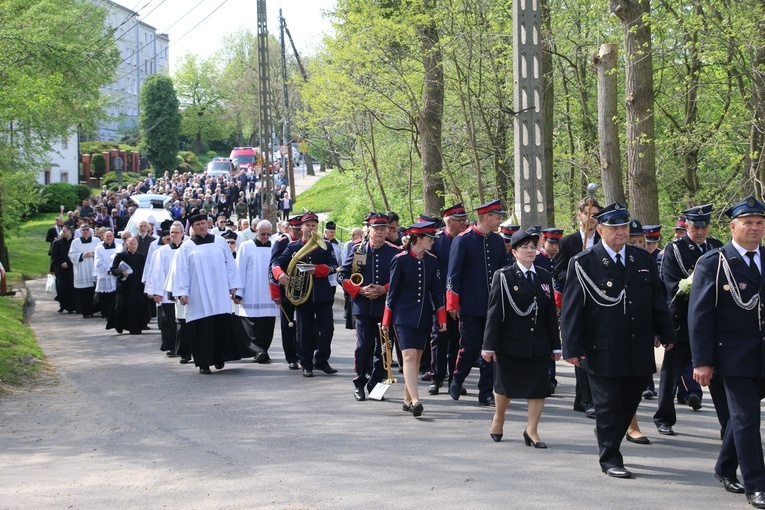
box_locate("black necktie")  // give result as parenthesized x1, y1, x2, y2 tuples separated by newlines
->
(526, 271, 534, 284)
(698, 243, 705, 254)
(615, 253, 625, 272)
(746, 251, 760, 283)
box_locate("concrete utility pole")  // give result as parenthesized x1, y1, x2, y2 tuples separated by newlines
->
(279, 10, 296, 200)
(257, 0, 276, 224)
(513, 0, 549, 227)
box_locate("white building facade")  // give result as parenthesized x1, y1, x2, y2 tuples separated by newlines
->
(98, 0, 170, 141)
(38, 132, 80, 186)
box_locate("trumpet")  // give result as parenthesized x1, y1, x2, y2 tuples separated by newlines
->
(378, 323, 397, 385)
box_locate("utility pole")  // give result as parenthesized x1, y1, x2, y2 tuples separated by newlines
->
(280, 9, 296, 200)
(256, 0, 276, 224)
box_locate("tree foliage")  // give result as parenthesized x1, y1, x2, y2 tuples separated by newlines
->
(0, 0, 119, 267)
(138, 74, 181, 175)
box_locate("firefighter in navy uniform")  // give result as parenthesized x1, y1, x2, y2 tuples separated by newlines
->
(273, 212, 339, 377)
(653, 204, 725, 436)
(428, 203, 469, 395)
(382, 221, 447, 417)
(268, 215, 304, 370)
(447, 199, 510, 406)
(690, 196, 765, 505)
(561, 202, 675, 479)
(499, 222, 521, 260)
(535, 228, 562, 274)
(338, 213, 401, 401)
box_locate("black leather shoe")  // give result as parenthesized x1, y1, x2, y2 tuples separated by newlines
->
(316, 363, 338, 374)
(657, 424, 675, 435)
(642, 389, 656, 399)
(402, 403, 412, 413)
(449, 381, 462, 400)
(354, 387, 365, 401)
(523, 430, 547, 449)
(687, 394, 702, 410)
(585, 405, 596, 418)
(214, 362, 224, 370)
(288, 362, 300, 370)
(573, 402, 587, 412)
(715, 473, 745, 494)
(179, 357, 190, 364)
(302, 369, 314, 377)
(626, 434, 650, 445)
(253, 351, 271, 364)
(421, 372, 433, 381)
(490, 433, 503, 442)
(604, 466, 632, 478)
(411, 402, 423, 417)
(748, 492, 765, 508)
(199, 367, 211, 374)
(428, 381, 441, 395)
(479, 396, 496, 407)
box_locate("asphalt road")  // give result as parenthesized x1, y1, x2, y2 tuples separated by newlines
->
(0, 279, 752, 509)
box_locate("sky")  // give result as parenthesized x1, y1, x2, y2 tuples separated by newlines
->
(133, 0, 337, 71)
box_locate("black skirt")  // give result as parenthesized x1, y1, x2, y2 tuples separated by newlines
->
(394, 324, 430, 350)
(494, 353, 552, 399)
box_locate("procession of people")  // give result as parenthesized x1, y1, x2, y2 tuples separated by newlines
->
(44, 178, 765, 507)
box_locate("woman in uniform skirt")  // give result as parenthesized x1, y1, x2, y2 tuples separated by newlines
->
(481, 229, 561, 447)
(382, 221, 447, 417)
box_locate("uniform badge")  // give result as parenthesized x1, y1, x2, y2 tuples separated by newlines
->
(514, 286, 519, 291)
(541, 283, 550, 293)
(689, 245, 695, 251)
(602, 257, 610, 268)
(740, 283, 748, 290)
(723, 284, 730, 291)
(629, 255, 635, 263)
(606, 281, 613, 288)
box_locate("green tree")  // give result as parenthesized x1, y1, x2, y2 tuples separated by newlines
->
(139, 74, 181, 175)
(0, 0, 119, 269)
(173, 53, 229, 155)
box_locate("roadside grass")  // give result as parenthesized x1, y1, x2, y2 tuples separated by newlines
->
(6, 213, 58, 280)
(0, 297, 44, 389)
(0, 213, 56, 389)
(293, 170, 347, 213)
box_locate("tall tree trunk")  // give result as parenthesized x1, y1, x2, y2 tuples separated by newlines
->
(749, 21, 765, 199)
(612, 0, 660, 223)
(682, 2, 702, 198)
(418, 0, 446, 217)
(596, 43, 626, 204)
(304, 151, 315, 176)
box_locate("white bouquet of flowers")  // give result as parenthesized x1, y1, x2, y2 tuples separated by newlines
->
(676, 272, 694, 297)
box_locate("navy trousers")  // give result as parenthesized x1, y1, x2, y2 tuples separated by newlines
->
(295, 301, 334, 370)
(452, 315, 494, 401)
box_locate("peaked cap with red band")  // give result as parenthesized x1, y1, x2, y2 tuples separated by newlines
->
(443, 203, 468, 218)
(474, 199, 507, 216)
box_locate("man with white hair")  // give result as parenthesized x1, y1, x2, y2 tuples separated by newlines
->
(136, 220, 156, 255)
(236, 220, 279, 363)
(68, 221, 97, 318)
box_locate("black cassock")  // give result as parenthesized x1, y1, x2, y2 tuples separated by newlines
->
(50, 237, 75, 313)
(106, 250, 148, 335)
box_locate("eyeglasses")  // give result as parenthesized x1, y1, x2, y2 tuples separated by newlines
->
(258, 232, 271, 236)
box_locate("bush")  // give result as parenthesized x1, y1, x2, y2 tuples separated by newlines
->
(39, 183, 80, 213)
(75, 185, 92, 201)
(178, 151, 203, 172)
(206, 150, 218, 159)
(91, 153, 106, 178)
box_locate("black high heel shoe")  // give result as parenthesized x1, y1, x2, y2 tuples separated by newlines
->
(523, 430, 547, 449)
(490, 433, 503, 442)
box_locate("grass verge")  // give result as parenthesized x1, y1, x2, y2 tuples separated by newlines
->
(293, 170, 348, 213)
(0, 296, 44, 389)
(0, 213, 55, 389)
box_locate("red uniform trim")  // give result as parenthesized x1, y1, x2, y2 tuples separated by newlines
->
(314, 264, 330, 278)
(436, 307, 447, 325)
(446, 290, 459, 311)
(272, 265, 285, 280)
(342, 279, 360, 298)
(382, 306, 392, 327)
(269, 283, 281, 300)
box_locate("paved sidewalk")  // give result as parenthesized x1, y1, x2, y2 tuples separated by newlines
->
(0, 279, 747, 509)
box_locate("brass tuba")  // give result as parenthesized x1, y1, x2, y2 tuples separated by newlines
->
(285, 231, 327, 306)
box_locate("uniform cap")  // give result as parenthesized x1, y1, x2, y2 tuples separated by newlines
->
(500, 224, 521, 241)
(288, 215, 303, 227)
(325, 221, 336, 231)
(405, 221, 437, 238)
(301, 212, 319, 224)
(367, 213, 390, 227)
(475, 199, 507, 215)
(681, 204, 713, 226)
(675, 216, 687, 230)
(724, 196, 765, 219)
(541, 227, 563, 242)
(643, 225, 662, 242)
(510, 230, 540, 249)
(629, 218, 644, 236)
(443, 203, 468, 218)
(593, 202, 630, 226)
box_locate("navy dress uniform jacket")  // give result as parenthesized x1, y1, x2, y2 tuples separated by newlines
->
(338, 240, 400, 317)
(274, 239, 338, 304)
(446, 225, 509, 317)
(431, 230, 456, 283)
(689, 243, 765, 378)
(383, 249, 446, 329)
(483, 264, 560, 357)
(561, 242, 675, 377)
(552, 231, 600, 292)
(661, 234, 723, 343)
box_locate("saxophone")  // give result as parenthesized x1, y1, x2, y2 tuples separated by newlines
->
(378, 323, 397, 385)
(349, 232, 369, 286)
(285, 231, 327, 306)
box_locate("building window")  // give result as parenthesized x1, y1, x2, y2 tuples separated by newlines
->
(44, 170, 51, 185)
(60, 172, 68, 184)
(62, 137, 68, 150)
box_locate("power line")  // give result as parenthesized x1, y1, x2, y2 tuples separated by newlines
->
(113, 0, 234, 84)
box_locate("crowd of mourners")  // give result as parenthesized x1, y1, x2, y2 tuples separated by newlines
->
(42, 169, 765, 503)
